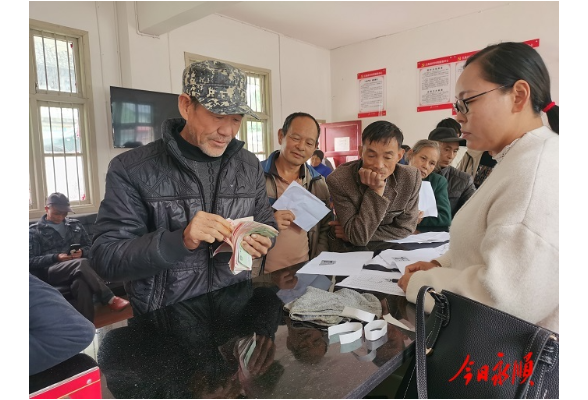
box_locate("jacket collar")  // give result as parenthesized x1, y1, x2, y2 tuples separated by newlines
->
(261, 150, 322, 181)
(38, 215, 73, 228)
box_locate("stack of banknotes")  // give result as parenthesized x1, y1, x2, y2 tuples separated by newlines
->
(213, 217, 279, 274)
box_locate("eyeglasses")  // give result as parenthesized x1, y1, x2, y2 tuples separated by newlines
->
(453, 84, 511, 115)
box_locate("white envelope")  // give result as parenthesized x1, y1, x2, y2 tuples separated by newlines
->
(272, 181, 331, 231)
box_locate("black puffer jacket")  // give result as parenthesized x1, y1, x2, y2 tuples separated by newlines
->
(90, 118, 277, 315)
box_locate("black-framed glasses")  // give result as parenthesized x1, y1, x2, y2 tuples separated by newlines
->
(453, 84, 511, 115)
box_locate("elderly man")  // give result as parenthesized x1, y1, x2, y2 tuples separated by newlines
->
(428, 127, 476, 216)
(260, 112, 331, 273)
(91, 60, 278, 315)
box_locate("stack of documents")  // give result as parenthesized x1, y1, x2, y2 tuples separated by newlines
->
(337, 244, 450, 296)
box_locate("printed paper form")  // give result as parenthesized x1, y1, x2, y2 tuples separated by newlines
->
(367, 246, 449, 275)
(296, 251, 374, 276)
(339, 271, 405, 296)
(337, 245, 450, 295)
(386, 231, 450, 244)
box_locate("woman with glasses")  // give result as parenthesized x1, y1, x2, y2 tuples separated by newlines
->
(398, 42, 559, 333)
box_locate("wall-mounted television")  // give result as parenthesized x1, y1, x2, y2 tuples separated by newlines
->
(110, 86, 182, 148)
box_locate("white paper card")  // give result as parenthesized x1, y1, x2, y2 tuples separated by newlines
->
(328, 322, 363, 344)
(340, 306, 376, 323)
(418, 181, 437, 218)
(364, 320, 388, 341)
(383, 313, 414, 331)
(272, 181, 330, 231)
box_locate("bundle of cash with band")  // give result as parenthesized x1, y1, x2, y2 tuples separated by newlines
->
(237, 332, 257, 380)
(213, 217, 279, 274)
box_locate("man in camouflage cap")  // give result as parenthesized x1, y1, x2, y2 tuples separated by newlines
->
(183, 60, 258, 119)
(91, 60, 278, 315)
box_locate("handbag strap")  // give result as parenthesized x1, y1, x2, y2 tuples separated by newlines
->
(414, 286, 558, 399)
(513, 329, 559, 398)
(415, 286, 446, 399)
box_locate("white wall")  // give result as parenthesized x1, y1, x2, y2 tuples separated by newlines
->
(29, 1, 558, 202)
(330, 1, 559, 163)
(29, 2, 332, 202)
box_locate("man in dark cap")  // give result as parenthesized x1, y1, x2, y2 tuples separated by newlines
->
(436, 118, 497, 189)
(29, 192, 129, 323)
(428, 127, 476, 216)
(91, 60, 278, 315)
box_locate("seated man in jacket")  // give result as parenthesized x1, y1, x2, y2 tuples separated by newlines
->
(437, 118, 496, 188)
(326, 121, 421, 250)
(260, 112, 331, 273)
(90, 60, 278, 315)
(427, 127, 476, 216)
(29, 193, 129, 323)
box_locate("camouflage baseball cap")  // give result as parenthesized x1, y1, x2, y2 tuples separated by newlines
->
(182, 60, 259, 119)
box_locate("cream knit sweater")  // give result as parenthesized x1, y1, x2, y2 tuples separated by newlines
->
(406, 126, 559, 333)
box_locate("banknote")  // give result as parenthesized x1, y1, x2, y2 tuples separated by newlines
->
(237, 332, 257, 379)
(213, 217, 279, 274)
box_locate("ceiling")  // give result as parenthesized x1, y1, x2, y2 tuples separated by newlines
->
(217, 1, 510, 50)
(137, 1, 511, 50)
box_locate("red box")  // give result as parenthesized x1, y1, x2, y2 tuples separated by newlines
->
(29, 367, 101, 399)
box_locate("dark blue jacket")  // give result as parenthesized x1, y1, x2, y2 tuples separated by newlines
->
(29, 274, 95, 375)
(312, 162, 332, 178)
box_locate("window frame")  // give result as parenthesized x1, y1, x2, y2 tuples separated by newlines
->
(29, 19, 99, 219)
(184, 53, 272, 160)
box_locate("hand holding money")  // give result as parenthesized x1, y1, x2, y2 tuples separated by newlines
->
(183, 211, 233, 250)
(242, 234, 272, 258)
(235, 333, 276, 380)
(213, 217, 279, 274)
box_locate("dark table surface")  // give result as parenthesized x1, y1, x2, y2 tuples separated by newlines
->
(89, 239, 447, 398)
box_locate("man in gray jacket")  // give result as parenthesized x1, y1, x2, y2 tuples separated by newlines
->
(91, 60, 277, 315)
(326, 121, 421, 250)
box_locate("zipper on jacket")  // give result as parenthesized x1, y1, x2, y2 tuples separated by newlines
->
(208, 147, 243, 292)
(208, 245, 214, 292)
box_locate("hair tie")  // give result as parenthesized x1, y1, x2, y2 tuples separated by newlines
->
(542, 101, 556, 113)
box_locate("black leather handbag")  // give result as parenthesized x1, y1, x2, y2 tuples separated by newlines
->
(398, 286, 559, 399)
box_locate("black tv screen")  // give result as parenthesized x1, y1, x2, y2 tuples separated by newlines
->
(110, 86, 182, 148)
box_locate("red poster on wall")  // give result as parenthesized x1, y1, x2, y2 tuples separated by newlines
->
(416, 39, 539, 112)
(358, 68, 386, 118)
